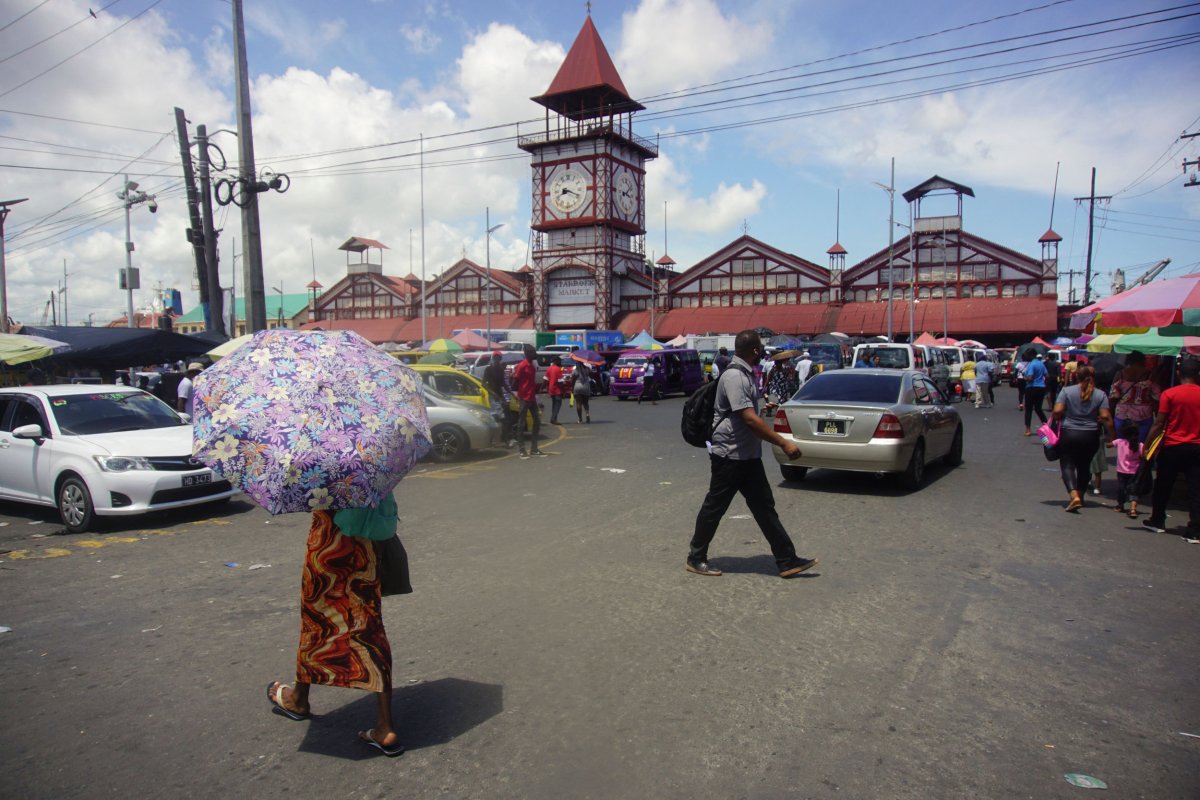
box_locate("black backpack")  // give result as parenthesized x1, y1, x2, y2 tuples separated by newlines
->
(681, 364, 748, 447)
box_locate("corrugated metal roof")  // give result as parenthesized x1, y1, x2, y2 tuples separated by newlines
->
(338, 236, 389, 253)
(301, 313, 534, 344)
(175, 293, 311, 324)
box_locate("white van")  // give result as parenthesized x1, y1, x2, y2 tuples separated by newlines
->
(853, 343, 936, 376)
(935, 346, 966, 383)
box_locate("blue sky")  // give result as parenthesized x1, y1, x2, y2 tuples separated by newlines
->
(1, 0, 1198, 326)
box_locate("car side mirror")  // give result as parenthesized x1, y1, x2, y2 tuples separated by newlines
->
(13, 423, 44, 441)
(178, 412, 192, 423)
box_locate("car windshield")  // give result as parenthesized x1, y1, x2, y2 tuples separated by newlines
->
(792, 373, 902, 404)
(50, 391, 184, 435)
(807, 344, 842, 365)
(615, 357, 647, 366)
(864, 349, 910, 369)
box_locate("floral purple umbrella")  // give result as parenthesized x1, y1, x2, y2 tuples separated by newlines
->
(191, 329, 431, 515)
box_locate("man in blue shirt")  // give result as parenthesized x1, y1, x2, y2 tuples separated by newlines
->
(1023, 350, 1049, 435)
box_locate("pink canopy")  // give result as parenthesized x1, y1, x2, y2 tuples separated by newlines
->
(450, 330, 494, 351)
(913, 332, 939, 345)
(1069, 272, 1200, 332)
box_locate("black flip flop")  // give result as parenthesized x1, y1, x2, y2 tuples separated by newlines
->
(359, 729, 405, 757)
(266, 682, 309, 721)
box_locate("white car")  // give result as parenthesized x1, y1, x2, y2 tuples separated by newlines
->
(0, 386, 238, 533)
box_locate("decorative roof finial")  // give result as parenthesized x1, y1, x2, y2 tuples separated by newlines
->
(586, 1, 592, 15)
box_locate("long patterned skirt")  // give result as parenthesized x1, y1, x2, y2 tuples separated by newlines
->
(295, 511, 392, 692)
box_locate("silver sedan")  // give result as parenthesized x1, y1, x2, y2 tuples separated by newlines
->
(421, 387, 502, 462)
(769, 368, 963, 489)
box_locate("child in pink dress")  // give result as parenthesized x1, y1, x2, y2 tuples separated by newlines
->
(1112, 422, 1144, 518)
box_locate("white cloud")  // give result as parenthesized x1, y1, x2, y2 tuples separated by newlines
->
(647, 151, 766, 236)
(400, 24, 440, 55)
(615, 0, 773, 96)
(245, 4, 347, 62)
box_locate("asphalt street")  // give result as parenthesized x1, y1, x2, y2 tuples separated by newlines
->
(1, 386, 1198, 799)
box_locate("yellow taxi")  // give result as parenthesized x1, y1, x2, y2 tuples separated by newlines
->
(408, 364, 492, 408)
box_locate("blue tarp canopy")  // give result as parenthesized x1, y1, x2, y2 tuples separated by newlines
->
(17, 325, 213, 369)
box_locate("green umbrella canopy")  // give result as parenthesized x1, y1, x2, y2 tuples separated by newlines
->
(424, 338, 464, 353)
(419, 351, 459, 365)
(0, 333, 54, 365)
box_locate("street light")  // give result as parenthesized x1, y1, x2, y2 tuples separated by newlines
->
(117, 176, 156, 328)
(0, 197, 29, 334)
(272, 282, 284, 329)
(485, 207, 504, 346)
(872, 157, 896, 341)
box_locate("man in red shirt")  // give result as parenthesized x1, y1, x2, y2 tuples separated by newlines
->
(1144, 359, 1200, 534)
(545, 356, 564, 425)
(512, 345, 546, 458)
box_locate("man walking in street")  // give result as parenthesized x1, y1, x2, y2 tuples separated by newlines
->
(1045, 353, 1062, 408)
(512, 345, 546, 458)
(1143, 359, 1200, 535)
(974, 357, 994, 408)
(546, 356, 564, 425)
(796, 351, 814, 386)
(177, 362, 202, 416)
(483, 351, 516, 447)
(639, 358, 657, 405)
(687, 330, 819, 579)
(711, 347, 731, 381)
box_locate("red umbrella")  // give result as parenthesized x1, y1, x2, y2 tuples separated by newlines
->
(1070, 273, 1200, 332)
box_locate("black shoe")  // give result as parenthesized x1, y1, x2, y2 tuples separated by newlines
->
(519, 451, 530, 460)
(779, 557, 819, 578)
(530, 450, 548, 457)
(1143, 521, 1167, 533)
(685, 560, 722, 576)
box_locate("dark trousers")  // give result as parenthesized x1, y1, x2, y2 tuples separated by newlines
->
(1024, 387, 1048, 429)
(1047, 378, 1060, 408)
(517, 398, 541, 453)
(1015, 378, 1026, 408)
(1058, 428, 1100, 494)
(987, 380, 996, 405)
(549, 394, 562, 423)
(1148, 443, 1200, 530)
(690, 456, 798, 568)
(1116, 472, 1139, 507)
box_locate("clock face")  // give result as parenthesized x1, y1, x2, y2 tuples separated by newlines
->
(549, 168, 587, 213)
(615, 172, 638, 216)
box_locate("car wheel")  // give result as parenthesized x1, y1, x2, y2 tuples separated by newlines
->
(617, 395, 627, 401)
(944, 426, 964, 467)
(901, 440, 926, 490)
(429, 425, 468, 463)
(781, 465, 808, 482)
(58, 475, 95, 533)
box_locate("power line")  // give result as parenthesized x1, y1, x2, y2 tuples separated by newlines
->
(0, 0, 162, 99)
(0, 0, 53, 34)
(0, 107, 163, 134)
(0, 0, 125, 66)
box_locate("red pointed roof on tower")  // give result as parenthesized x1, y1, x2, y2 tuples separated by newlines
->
(532, 16, 644, 119)
(826, 242, 847, 255)
(1038, 228, 1062, 243)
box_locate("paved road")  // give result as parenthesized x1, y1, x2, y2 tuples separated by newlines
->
(1, 389, 1198, 798)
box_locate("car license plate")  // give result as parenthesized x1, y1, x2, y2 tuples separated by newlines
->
(817, 419, 845, 436)
(182, 473, 212, 487)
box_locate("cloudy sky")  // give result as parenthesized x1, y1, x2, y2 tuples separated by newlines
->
(1, 0, 1197, 327)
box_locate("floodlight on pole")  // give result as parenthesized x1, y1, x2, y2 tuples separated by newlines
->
(117, 176, 156, 329)
(485, 207, 505, 347)
(0, 197, 29, 334)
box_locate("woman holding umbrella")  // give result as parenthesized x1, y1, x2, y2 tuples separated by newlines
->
(190, 329, 432, 758)
(268, 500, 407, 757)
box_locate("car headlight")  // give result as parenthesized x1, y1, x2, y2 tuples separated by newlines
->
(93, 455, 154, 472)
(469, 408, 493, 423)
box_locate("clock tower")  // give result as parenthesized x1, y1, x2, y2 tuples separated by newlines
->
(519, 15, 657, 330)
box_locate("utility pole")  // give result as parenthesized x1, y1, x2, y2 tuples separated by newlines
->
(1183, 131, 1199, 188)
(61, 258, 68, 326)
(1073, 167, 1111, 306)
(0, 197, 29, 334)
(196, 124, 225, 336)
(1061, 268, 1082, 305)
(232, 0, 266, 332)
(174, 108, 210, 327)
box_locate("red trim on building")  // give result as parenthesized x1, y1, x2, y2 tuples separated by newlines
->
(300, 313, 534, 344)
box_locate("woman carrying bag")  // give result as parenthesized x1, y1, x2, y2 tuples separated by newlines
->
(1052, 366, 1116, 512)
(572, 362, 592, 423)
